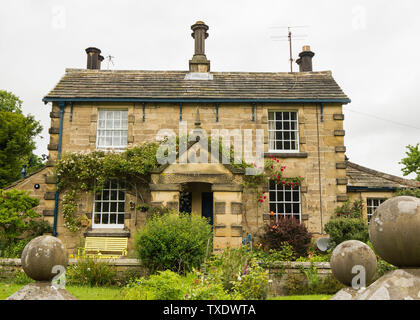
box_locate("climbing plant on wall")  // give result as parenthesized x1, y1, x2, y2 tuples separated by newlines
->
(241, 155, 305, 206)
(55, 142, 160, 232)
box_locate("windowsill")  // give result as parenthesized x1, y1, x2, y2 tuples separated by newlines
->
(264, 152, 308, 158)
(84, 228, 130, 238)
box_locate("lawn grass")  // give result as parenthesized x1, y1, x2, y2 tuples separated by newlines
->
(0, 283, 24, 300)
(0, 282, 331, 300)
(66, 286, 123, 300)
(0, 282, 124, 300)
(269, 295, 332, 300)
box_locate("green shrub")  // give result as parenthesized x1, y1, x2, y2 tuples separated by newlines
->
(285, 266, 344, 295)
(12, 268, 34, 285)
(333, 200, 363, 218)
(122, 270, 188, 300)
(324, 217, 369, 246)
(66, 258, 117, 287)
(134, 212, 212, 274)
(202, 246, 269, 299)
(395, 188, 420, 198)
(122, 269, 232, 300)
(231, 260, 269, 300)
(260, 218, 312, 257)
(325, 200, 369, 246)
(203, 246, 251, 292)
(253, 241, 296, 263)
(187, 281, 231, 300)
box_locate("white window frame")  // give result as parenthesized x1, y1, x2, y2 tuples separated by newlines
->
(96, 110, 128, 150)
(268, 111, 300, 153)
(367, 198, 387, 222)
(92, 180, 126, 229)
(269, 180, 302, 223)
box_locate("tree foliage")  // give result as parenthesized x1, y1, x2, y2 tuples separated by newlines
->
(399, 143, 420, 181)
(0, 90, 43, 188)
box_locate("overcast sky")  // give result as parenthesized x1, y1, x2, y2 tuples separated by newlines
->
(0, 0, 419, 179)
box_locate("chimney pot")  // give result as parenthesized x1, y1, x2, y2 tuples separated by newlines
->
(296, 45, 315, 72)
(85, 47, 102, 70)
(189, 21, 210, 72)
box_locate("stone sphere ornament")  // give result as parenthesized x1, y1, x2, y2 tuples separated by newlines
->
(330, 240, 377, 287)
(369, 196, 420, 267)
(21, 235, 68, 281)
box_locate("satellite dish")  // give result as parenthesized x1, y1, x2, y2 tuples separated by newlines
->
(316, 237, 331, 252)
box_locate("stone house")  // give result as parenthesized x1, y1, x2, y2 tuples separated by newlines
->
(6, 21, 420, 254)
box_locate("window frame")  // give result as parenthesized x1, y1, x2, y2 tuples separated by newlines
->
(267, 110, 300, 153)
(366, 198, 387, 222)
(96, 109, 129, 150)
(92, 179, 126, 229)
(268, 180, 302, 223)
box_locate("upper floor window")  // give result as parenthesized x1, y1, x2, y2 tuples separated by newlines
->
(268, 111, 299, 152)
(93, 179, 126, 229)
(367, 198, 387, 222)
(97, 110, 128, 149)
(269, 180, 301, 223)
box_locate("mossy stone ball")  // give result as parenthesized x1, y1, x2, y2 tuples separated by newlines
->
(21, 235, 68, 281)
(369, 196, 420, 267)
(330, 240, 377, 286)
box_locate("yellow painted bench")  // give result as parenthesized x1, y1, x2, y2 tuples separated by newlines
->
(77, 237, 128, 259)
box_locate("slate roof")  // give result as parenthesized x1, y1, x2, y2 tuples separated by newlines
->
(43, 69, 350, 102)
(346, 161, 420, 190)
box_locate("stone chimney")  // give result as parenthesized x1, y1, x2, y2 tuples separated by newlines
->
(189, 21, 210, 72)
(85, 47, 103, 70)
(296, 45, 315, 72)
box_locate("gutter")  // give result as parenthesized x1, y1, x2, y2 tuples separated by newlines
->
(52, 102, 65, 237)
(43, 97, 351, 104)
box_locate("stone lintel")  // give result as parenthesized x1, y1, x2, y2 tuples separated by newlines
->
(333, 114, 345, 120)
(50, 112, 60, 118)
(335, 146, 346, 153)
(211, 184, 243, 192)
(149, 184, 181, 191)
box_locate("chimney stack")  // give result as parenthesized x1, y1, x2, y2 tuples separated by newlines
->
(189, 21, 210, 72)
(296, 45, 315, 72)
(85, 47, 103, 70)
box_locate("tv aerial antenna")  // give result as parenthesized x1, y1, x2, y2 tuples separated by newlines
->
(106, 54, 115, 70)
(270, 25, 309, 72)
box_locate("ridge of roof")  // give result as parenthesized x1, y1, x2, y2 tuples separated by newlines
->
(346, 161, 420, 188)
(63, 68, 333, 76)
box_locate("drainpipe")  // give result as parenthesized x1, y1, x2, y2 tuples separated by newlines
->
(316, 104, 323, 234)
(52, 102, 65, 237)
